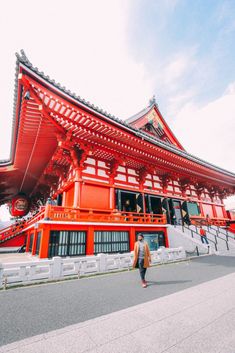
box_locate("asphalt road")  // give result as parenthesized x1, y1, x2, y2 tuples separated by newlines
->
(1, 255, 235, 347)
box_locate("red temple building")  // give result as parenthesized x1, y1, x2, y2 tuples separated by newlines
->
(0, 50, 235, 258)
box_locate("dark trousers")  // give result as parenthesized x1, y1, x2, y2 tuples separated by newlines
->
(138, 259, 147, 281)
(201, 236, 209, 244)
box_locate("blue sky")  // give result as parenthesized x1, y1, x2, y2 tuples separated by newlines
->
(128, 0, 235, 118)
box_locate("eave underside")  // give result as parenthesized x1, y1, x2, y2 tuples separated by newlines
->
(1, 59, 235, 205)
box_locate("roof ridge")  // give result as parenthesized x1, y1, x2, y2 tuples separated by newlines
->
(15, 50, 125, 125)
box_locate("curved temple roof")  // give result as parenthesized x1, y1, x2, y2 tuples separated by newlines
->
(0, 50, 235, 204)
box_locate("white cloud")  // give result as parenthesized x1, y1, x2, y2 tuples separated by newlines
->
(225, 82, 235, 94)
(167, 89, 196, 118)
(224, 195, 235, 210)
(164, 55, 191, 84)
(157, 47, 197, 90)
(0, 205, 10, 222)
(0, 0, 154, 160)
(172, 82, 235, 173)
(152, 47, 198, 118)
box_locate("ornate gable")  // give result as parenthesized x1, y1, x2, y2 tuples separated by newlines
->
(126, 98, 185, 151)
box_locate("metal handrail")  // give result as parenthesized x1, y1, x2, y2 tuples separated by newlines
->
(184, 224, 216, 253)
(192, 218, 233, 247)
(199, 226, 229, 251)
(191, 218, 235, 244)
(175, 218, 217, 252)
(186, 220, 230, 251)
(211, 225, 235, 241)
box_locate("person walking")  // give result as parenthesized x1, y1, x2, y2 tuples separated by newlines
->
(200, 226, 209, 244)
(133, 233, 151, 288)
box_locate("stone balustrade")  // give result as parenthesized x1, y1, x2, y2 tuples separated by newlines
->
(0, 247, 186, 288)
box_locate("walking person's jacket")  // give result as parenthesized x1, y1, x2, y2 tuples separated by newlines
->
(200, 228, 206, 237)
(133, 241, 151, 269)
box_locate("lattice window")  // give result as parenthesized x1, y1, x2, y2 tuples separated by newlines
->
(48, 231, 86, 258)
(94, 231, 129, 254)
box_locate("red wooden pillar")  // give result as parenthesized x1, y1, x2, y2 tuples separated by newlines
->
(212, 204, 217, 218)
(109, 174, 116, 210)
(73, 168, 81, 208)
(25, 231, 31, 252)
(198, 201, 205, 217)
(44, 203, 51, 220)
(62, 191, 66, 207)
(86, 226, 94, 255)
(222, 205, 227, 218)
(164, 228, 169, 248)
(130, 227, 136, 251)
(39, 225, 50, 258)
(197, 193, 205, 217)
(31, 229, 38, 255)
(142, 192, 146, 213)
(110, 186, 115, 209)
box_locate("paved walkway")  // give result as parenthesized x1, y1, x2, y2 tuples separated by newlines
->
(1, 270, 235, 353)
(1, 255, 235, 347)
(0, 253, 38, 263)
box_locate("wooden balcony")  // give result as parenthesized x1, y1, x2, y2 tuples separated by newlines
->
(46, 206, 167, 224)
(0, 206, 166, 244)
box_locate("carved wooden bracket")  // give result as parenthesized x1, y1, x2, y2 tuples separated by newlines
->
(218, 188, 229, 201)
(106, 158, 121, 182)
(137, 167, 149, 187)
(194, 183, 205, 197)
(42, 174, 60, 193)
(178, 179, 190, 196)
(70, 146, 89, 169)
(159, 174, 171, 192)
(207, 186, 218, 201)
(52, 165, 68, 183)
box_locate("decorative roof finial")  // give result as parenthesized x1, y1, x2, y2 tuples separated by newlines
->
(149, 95, 156, 106)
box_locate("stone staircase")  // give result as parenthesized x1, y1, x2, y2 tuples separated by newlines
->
(168, 225, 210, 256)
(186, 224, 235, 256)
(168, 223, 235, 257)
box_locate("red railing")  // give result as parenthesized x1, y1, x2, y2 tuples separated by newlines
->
(47, 206, 167, 224)
(190, 215, 229, 227)
(210, 217, 230, 227)
(0, 208, 45, 243)
(0, 206, 166, 245)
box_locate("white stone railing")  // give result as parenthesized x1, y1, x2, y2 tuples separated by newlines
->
(0, 247, 186, 288)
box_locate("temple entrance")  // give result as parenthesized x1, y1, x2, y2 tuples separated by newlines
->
(115, 189, 143, 213)
(145, 195, 163, 214)
(57, 194, 63, 206)
(29, 233, 34, 253)
(162, 198, 171, 223)
(169, 199, 183, 225)
(162, 198, 183, 224)
(182, 201, 200, 224)
(136, 231, 165, 251)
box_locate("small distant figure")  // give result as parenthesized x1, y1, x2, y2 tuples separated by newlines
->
(123, 199, 132, 212)
(172, 214, 177, 225)
(46, 197, 56, 205)
(133, 233, 151, 288)
(206, 214, 210, 225)
(200, 226, 209, 244)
